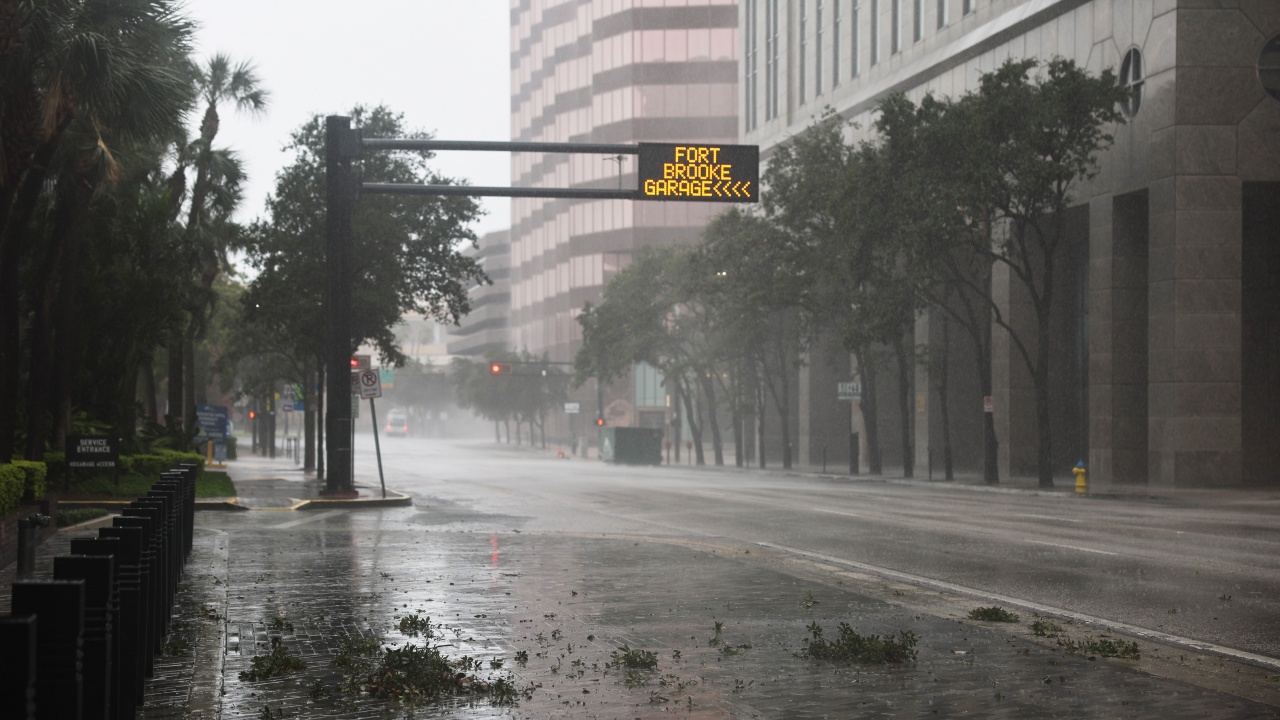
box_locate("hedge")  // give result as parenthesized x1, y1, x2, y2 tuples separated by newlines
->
(0, 464, 25, 516)
(123, 451, 205, 479)
(10, 460, 47, 501)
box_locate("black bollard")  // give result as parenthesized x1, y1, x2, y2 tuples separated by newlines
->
(12, 579, 86, 720)
(71, 536, 128, 720)
(0, 615, 38, 720)
(111, 514, 158, 677)
(55, 555, 115, 720)
(96, 526, 144, 709)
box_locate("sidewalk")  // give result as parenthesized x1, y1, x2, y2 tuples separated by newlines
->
(7, 450, 1280, 718)
(210, 450, 412, 510)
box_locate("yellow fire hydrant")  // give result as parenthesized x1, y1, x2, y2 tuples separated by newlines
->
(1073, 461, 1087, 494)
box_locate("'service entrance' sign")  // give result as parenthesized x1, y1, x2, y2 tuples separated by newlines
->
(638, 143, 758, 202)
(66, 435, 121, 469)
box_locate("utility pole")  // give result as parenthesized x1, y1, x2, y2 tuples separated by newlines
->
(323, 116, 359, 496)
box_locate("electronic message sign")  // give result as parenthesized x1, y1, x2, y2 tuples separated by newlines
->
(637, 143, 758, 203)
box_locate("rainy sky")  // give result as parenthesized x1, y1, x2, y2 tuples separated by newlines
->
(186, 0, 512, 237)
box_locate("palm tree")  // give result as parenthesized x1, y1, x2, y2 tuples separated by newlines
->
(0, 0, 195, 460)
(167, 53, 268, 430)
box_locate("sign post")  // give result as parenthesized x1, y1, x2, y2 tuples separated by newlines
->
(358, 368, 387, 499)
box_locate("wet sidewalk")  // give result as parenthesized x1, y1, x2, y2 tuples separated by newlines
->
(6, 450, 1280, 718)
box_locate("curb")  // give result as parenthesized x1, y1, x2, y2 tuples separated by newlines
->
(57, 489, 414, 513)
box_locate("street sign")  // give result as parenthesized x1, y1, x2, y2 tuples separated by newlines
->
(283, 400, 295, 412)
(983, 395, 994, 413)
(637, 143, 758, 202)
(350, 371, 360, 395)
(66, 435, 120, 470)
(837, 382, 862, 401)
(565, 402, 580, 414)
(357, 369, 382, 399)
(352, 354, 372, 370)
(379, 367, 395, 388)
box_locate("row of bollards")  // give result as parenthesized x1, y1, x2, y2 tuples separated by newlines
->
(1, 463, 198, 720)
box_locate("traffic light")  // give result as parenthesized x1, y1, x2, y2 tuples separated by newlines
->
(596, 417, 605, 427)
(490, 362, 513, 375)
(249, 410, 256, 420)
(349, 358, 359, 369)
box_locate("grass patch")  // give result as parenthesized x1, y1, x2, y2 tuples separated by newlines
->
(56, 507, 111, 527)
(797, 621, 918, 665)
(199, 471, 235, 497)
(62, 470, 234, 499)
(969, 606, 1020, 623)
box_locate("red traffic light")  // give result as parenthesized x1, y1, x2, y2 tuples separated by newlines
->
(350, 358, 359, 368)
(490, 362, 512, 375)
(596, 417, 605, 427)
(248, 410, 256, 420)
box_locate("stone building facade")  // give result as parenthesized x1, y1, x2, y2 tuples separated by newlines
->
(740, 0, 1280, 486)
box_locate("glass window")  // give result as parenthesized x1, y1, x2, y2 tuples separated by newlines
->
(816, 0, 824, 95)
(892, 0, 900, 54)
(711, 28, 735, 60)
(871, 0, 879, 65)
(642, 29, 664, 61)
(1119, 47, 1144, 118)
(852, 1, 860, 76)
(765, 0, 780, 119)
(914, 0, 922, 42)
(800, 0, 808, 104)
(665, 84, 688, 117)
(690, 27, 711, 60)
(833, 0, 841, 86)
(937, 0, 947, 28)
(666, 29, 688, 61)
(744, 0, 758, 130)
(963, 0, 973, 14)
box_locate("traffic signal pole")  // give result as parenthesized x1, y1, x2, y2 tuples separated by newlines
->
(323, 116, 359, 497)
(322, 117, 756, 493)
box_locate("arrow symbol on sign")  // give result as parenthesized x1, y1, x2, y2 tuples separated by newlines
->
(742, 181, 751, 198)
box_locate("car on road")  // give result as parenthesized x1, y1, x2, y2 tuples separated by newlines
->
(384, 409, 410, 437)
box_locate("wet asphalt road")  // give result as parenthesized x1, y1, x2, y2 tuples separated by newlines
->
(360, 434, 1280, 664)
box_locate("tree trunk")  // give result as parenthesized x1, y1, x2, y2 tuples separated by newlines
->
(24, 175, 86, 459)
(0, 135, 63, 461)
(304, 359, 317, 471)
(856, 347, 883, 474)
(317, 364, 326, 481)
(141, 357, 159, 424)
(700, 371, 724, 466)
(184, 326, 198, 433)
(894, 335, 913, 478)
(730, 369, 743, 468)
(167, 325, 184, 424)
(679, 379, 705, 465)
(937, 314, 954, 481)
(1035, 307, 1054, 487)
(756, 374, 767, 469)
(50, 179, 94, 454)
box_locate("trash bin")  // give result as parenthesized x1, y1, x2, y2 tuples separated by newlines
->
(598, 427, 662, 465)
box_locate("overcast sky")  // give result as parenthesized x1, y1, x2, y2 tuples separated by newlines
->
(185, 0, 511, 238)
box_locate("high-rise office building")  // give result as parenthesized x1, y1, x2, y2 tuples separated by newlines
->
(509, 0, 740, 427)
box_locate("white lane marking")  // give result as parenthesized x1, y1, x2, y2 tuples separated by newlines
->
(270, 509, 347, 530)
(1012, 513, 1083, 523)
(757, 541, 1280, 672)
(1026, 539, 1119, 556)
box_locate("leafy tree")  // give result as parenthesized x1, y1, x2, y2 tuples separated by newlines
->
(238, 105, 487, 460)
(933, 58, 1126, 487)
(0, 0, 195, 459)
(168, 53, 268, 430)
